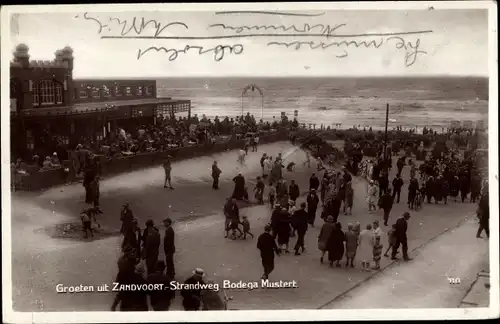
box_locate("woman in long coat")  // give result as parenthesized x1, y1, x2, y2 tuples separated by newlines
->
(327, 222, 346, 267)
(344, 181, 354, 215)
(366, 181, 378, 212)
(276, 209, 292, 253)
(344, 223, 358, 267)
(318, 216, 335, 263)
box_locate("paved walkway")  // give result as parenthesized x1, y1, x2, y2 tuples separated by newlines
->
(322, 217, 490, 309)
(10, 141, 477, 311)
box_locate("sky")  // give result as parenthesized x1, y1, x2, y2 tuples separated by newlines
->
(6, 3, 491, 78)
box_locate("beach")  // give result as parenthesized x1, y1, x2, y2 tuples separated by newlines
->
(157, 77, 488, 130)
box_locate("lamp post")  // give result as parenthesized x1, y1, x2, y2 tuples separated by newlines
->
(383, 103, 390, 170)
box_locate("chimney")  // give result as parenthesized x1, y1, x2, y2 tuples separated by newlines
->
(61, 46, 74, 71)
(13, 44, 30, 68)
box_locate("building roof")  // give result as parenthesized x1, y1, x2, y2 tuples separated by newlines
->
(14, 98, 190, 117)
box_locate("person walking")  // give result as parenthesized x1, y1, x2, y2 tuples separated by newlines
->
(142, 220, 161, 275)
(292, 202, 309, 255)
(163, 156, 174, 189)
(344, 180, 354, 215)
(181, 268, 206, 311)
(380, 188, 394, 226)
(257, 225, 281, 280)
(327, 222, 346, 268)
(357, 223, 373, 271)
(211, 161, 221, 190)
(476, 191, 489, 238)
(391, 212, 412, 261)
(383, 224, 397, 257)
(147, 260, 175, 311)
(307, 189, 320, 227)
(344, 223, 358, 268)
(366, 180, 378, 213)
(289, 180, 300, 203)
(162, 218, 176, 278)
(120, 203, 134, 235)
(254, 176, 265, 204)
(318, 216, 336, 264)
(392, 174, 404, 203)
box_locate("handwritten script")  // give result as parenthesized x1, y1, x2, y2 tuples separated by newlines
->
(76, 11, 432, 66)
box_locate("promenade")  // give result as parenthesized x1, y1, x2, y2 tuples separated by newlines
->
(10, 141, 477, 311)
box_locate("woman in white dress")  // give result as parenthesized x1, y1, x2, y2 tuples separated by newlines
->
(357, 223, 374, 271)
(366, 180, 379, 213)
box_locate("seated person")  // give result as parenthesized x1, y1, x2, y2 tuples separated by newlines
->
(42, 156, 53, 169)
(50, 152, 61, 167)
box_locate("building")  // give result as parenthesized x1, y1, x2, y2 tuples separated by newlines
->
(10, 44, 191, 160)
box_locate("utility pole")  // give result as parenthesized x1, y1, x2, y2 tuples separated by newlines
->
(384, 103, 390, 170)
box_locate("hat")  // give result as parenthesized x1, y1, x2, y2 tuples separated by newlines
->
(403, 212, 411, 218)
(145, 219, 154, 226)
(163, 218, 172, 224)
(123, 203, 130, 207)
(327, 216, 334, 222)
(310, 188, 316, 192)
(264, 224, 272, 232)
(53, 152, 57, 156)
(193, 268, 205, 277)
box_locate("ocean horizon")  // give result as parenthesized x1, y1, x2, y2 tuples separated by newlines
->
(155, 76, 489, 130)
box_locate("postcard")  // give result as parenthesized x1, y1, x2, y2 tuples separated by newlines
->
(1, 1, 498, 323)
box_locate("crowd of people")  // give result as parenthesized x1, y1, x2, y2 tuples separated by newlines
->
(74, 121, 489, 311)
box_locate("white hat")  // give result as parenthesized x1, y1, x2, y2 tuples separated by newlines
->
(53, 152, 57, 156)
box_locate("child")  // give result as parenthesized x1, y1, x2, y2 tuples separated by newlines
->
(353, 222, 361, 238)
(268, 187, 276, 209)
(81, 211, 93, 239)
(88, 206, 102, 229)
(372, 236, 383, 270)
(384, 224, 397, 257)
(240, 216, 254, 239)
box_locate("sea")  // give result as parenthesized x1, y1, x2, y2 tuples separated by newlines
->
(156, 77, 489, 131)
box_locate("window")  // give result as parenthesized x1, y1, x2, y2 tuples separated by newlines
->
(125, 86, 133, 96)
(145, 85, 153, 96)
(91, 88, 100, 98)
(55, 83, 63, 104)
(33, 83, 40, 107)
(137, 86, 143, 96)
(115, 85, 122, 97)
(38, 80, 62, 106)
(102, 85, 111, 97)
(132, 107, 143, 117)
(79, 89, 88, 98)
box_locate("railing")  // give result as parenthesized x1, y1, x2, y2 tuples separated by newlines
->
(12, 130, 290, 191)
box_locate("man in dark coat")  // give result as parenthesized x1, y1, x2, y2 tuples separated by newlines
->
(122, 218, 141, 252)
(142, 219, 161, 275)
(470, 174, 481, 203)
(391, 212, 412, 261)
(257, 225, 281, 279)
(396, 156, 405, 175)
(309, 173, 320, 191)
(232, 173, 246, 200)
(306, 189, 320, 227)
(120, 203, 134, 235)
(162, 218, 176, 278)
(459, 174, 471, 203)
(270, 204, 282, 239)
(211, 161, 221, 190)
(476, 191, 489, 238)
(392, 174, 404, 203)
(292, 202, 309, 255)
(380, 188, 394, 226)
(425, 176, 435, 203)
(379, 171, 389, 197)
(181, 268, 206, 311)
(147, 260, 175, 311)
(288, 180, 300, 202)
(111, 266, 148, 311)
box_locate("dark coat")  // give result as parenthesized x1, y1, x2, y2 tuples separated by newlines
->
(142, 227, 161, 257)
(181, 277, 204, 310)
(395, 217, 408, 240)
(380, 193, 394, 211)
(309, 176, 320, 190)
(292, 209, 309, 233)
(327, 227, 345, 262)
(147, 272, 175, 310)
(163, 227, 175, 254)
(212, 164, 221, 178)
(289, 184, 300, 200)
(114, 269, 148, 311)
(257, 232, 280, 259)
(276, 213, 292, 245)
(307, 193, 319, 209)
